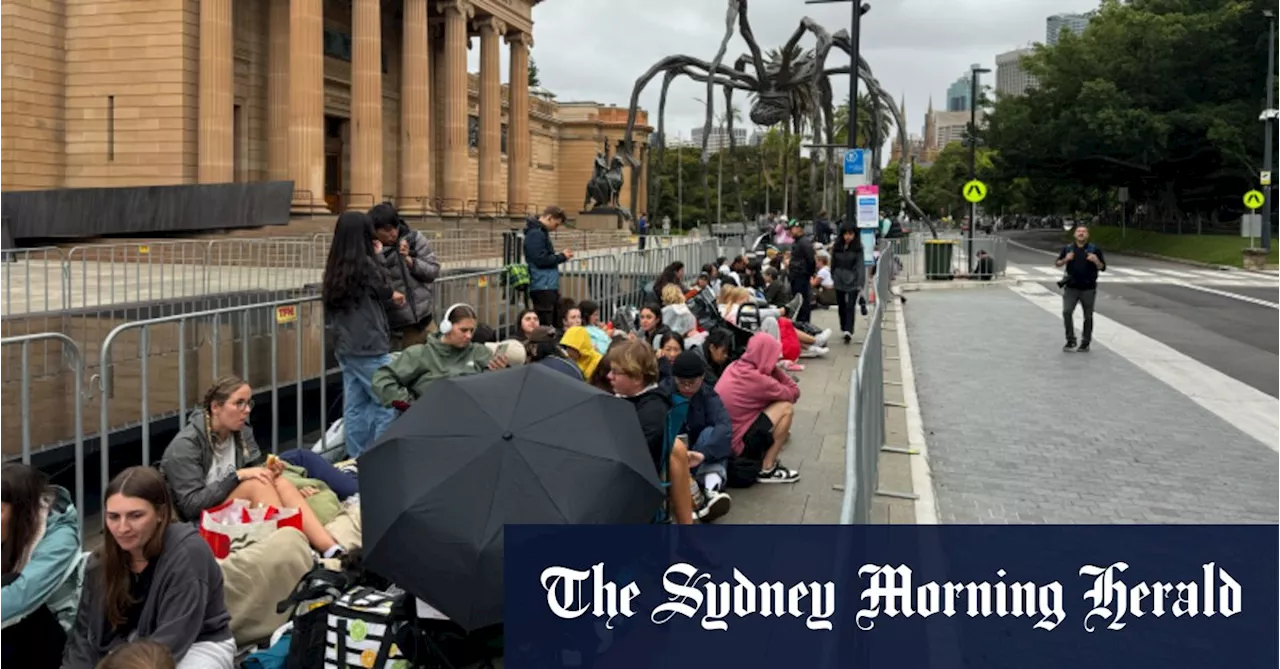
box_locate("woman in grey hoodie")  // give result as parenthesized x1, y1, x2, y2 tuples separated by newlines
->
(62, 467, 234, 669)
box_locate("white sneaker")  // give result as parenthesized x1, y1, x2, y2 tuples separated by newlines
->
(814, 328, 832, 347)
(807, 345, 829, 357)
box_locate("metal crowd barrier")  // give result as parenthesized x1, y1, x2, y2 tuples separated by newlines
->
(886, 233, 1008, 280)
(5, 241, 725, 498)
(0, 332, 86, 530)
(840, 245, 895, 525)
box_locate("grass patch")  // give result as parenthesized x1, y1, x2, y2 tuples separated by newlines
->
(1069, 227, 1278, 268)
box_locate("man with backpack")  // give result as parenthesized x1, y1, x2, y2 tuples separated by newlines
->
(1055, 224, 1107, 353)
(523, 205, 573, 329)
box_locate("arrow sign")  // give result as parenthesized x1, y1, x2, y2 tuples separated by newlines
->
(1244, 189, 1265, 210)
(962, 179, 988, 204)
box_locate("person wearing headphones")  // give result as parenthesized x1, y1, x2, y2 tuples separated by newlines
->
(371, 303, 510, 411)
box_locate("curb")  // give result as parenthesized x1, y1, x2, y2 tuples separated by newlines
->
(891, 301, 938, 525)
(899, 279, 1021, 293)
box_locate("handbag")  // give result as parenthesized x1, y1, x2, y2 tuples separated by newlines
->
(323, 586, 414, 668)
(200, 498, 303, 559)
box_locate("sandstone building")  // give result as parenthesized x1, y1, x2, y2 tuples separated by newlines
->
(2, 0, 652, 220)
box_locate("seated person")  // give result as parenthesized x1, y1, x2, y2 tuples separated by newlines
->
(660, 352, 734, 522)
(559, 298, 582, 333)
(510, 308, 540, 343)
(63, 467, 235, 669)
(659, 284, 698, 337)
(636, 303, 673, 351)
(606, 341, 695, 525)
(966, 249, 995, 280)
(161, 376, 346, 557)
(577, 300, 612, 355)
(656, 331, 686, 368)
(372, 303, 510, 409)
(96, 639, 176, 669)
(761, 266, 803, 319)
(526, 326, 584, 381)
(812, 252, 837, 306)
(714, 334, 801, 485)
(2, 464, 83, 669)
(701, 328, 737, 384)
(560, 325, 602, 380)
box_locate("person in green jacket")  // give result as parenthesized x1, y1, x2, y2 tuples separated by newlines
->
(372, 303, 510, 410)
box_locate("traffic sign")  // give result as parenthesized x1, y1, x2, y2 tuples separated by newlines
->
(1244, 189, 1265, 210)
(842, 149, 868, 190)
(962, 180, 988, 204)
(1261, 171, 1272, 186)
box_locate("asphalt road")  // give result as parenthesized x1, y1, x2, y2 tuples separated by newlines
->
(1000, 230, 1279, 397)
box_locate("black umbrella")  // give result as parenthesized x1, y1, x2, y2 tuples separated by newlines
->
(359, 363, 664, 631)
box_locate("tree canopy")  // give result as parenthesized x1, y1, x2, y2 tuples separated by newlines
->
(983, 0, 1275, 223)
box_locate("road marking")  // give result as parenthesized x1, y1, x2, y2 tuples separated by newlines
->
(1149, 268, 1199, 278)
(1169, 281, 1280, 309)
(1111, 268, 1156, 277)
(1006, 266, 1028, 276)
(1010, 282, 1279, 452)
(1033, 267, 1061, 277)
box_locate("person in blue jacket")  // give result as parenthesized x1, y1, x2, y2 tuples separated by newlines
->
(523, 204, 573, 330)
(661, 350, 734, 523)
(2, 463, 84, 669)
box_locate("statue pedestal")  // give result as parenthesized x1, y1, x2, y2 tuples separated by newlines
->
(576, 208, 628, 232)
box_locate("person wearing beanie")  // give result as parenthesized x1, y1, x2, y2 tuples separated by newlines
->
(660, 350, 734, 522)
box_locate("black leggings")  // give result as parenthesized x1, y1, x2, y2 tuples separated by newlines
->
(835, 290, 857, 334)
(1, 602, 64, 669)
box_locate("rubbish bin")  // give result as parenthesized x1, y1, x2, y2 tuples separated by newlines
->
(923, 240, 956, 280)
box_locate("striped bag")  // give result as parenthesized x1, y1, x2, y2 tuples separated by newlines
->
(324, 586, 411, 669)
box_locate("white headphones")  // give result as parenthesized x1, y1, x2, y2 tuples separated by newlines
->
(438, 303, 473, 335)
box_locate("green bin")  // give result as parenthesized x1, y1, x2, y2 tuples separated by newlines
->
(923, 240, 956, 280)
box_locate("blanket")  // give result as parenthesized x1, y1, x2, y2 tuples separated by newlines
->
(218, 527, 313, 645)
(278, 464, 341, 526)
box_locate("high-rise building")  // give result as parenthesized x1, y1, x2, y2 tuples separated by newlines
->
(995, 48, 1039, 97)
(690, 126, 748, 154)
(945, 64, 982, 112)
(1046, 12, 1092, 45)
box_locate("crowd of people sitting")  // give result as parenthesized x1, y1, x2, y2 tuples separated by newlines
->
(0, 202, 884, 667)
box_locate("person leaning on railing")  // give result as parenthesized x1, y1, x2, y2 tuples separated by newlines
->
(523, 205, 573, 331)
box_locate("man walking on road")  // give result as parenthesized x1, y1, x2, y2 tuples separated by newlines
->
(1055, 224, 1106, 352)
(524, 205, 573, 329)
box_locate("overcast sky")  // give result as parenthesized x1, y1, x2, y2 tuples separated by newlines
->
(469, 0, 1101, 152)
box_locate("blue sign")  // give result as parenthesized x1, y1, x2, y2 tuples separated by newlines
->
(843, 148, 866, 175)
(506, 525, 1278, 669)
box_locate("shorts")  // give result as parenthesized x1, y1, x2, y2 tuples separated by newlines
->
(742, 412, 775, 460)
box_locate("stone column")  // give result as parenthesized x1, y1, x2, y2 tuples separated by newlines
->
(350, 0, 382, 209)
(399, 0, 431, 214)
(198, 0, 233, 183)
(266, 0, 290, 182)
(476, 17, 505, 215)
(506, 31, 532, 216)
(289, 0, 325, 212)
(436, 0, 472, 214)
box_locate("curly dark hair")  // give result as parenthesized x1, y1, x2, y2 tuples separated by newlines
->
(322, 211, 380, 311)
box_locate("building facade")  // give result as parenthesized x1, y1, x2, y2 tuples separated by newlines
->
(1046, 12, 1092, 46)
(945, 75, 971, 113)
(995, 48, 1039, 98)
(689, 126, 747, 155)
(1, 0, 652, 218)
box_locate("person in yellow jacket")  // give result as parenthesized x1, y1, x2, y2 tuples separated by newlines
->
(559, 326, 602, 381)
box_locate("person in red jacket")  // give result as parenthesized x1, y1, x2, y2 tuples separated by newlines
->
(713, 333, 801, 484)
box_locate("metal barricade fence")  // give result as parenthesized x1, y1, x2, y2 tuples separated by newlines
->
(1, 332, 87, 528)
(2, 247, 68, 320)
(889, 233, 1008, 280)
(840, 245, 894, 525)
(94, 297, 331, 494)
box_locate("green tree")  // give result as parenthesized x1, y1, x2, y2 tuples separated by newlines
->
(983, 0, 1274, 229)
(528, 57, 541, 88)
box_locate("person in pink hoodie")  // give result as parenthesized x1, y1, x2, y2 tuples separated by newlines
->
(713, 333, 801, 484)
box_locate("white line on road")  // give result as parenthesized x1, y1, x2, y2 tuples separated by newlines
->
(1110, 267, 1156, 277)
(1010, 282, 1279, 452)
(1149, 268, 1199, 278)
(1169, 281, 1279, 309)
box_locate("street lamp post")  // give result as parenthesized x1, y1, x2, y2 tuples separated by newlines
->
(1261, 10, 1276, 252)
(677, 132, 683, 228)
(967, 66, 991, 263)
(807, 0, 870, 232)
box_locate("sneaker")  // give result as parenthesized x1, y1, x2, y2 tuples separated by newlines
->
(696, 491, 732, 522)
(1076, 342, 1090, 353)
(758, 463, 800, 484)
(842, 331, 852, 344)
(860, 302, 868, 316)
(813, 328, 832, 348)
(782, 360, 805, 372)
(807, 345, 830, 357)
(786, 294, 803, 317)
(1063, 341, 1077, 352)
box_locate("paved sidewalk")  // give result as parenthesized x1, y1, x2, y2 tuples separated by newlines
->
(727, 305, 918, 524)
(905, 287, 1278, 524)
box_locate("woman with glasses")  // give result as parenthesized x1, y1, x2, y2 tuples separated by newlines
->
(159, 376, 346, 557)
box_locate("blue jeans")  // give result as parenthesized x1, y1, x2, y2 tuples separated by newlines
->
(278, 448, 359, 499)
(338, 353, 395, 458)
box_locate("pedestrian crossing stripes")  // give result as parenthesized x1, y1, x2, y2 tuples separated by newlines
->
(1007, 263, 1279, 288)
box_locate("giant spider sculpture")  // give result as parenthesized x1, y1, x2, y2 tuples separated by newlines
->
(619, 0, 933, 235)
